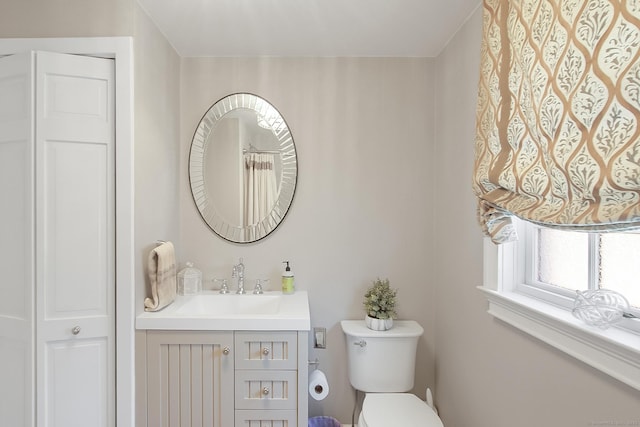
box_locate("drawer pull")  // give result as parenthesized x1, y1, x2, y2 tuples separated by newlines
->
(262, 347, 270, 355)
(262, 387, 270, 395)
(72, 326, 81, 335)
(222, 346, 230, 355)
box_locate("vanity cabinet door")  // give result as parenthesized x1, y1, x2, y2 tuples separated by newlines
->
(234, 370, 298, 410)
(235, 331, 297, 370)
(234, 410, 297, 427)
(146, 331, 234, 427)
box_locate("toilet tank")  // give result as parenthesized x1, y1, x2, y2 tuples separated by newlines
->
(341, 320, 424, 392)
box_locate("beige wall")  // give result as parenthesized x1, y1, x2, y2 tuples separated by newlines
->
(134, 6, 180, 426)
(178, 56, 436, 422)
(133, 3, 181, 315)
(0, 0, 134, 38)
(133, 6, 181, 427)
(433, 6, 640, 427)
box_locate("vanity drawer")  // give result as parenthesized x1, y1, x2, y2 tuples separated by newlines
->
(235, 409, 297, 427)
(235, 331, 297, 370)
(235, 370, 297, 410)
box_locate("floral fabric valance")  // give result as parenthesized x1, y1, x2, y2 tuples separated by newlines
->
(474, 0, 640, 244)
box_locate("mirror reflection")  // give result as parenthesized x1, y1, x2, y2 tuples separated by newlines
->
(189, 93, 297, 243)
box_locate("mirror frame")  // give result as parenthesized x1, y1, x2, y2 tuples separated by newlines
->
(189, 93, 298, 243)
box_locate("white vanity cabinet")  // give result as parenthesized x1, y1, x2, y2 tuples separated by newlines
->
(145, 330, 308, 427)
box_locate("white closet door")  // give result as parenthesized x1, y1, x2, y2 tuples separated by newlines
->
(35, 51, 115, 427)
(0, 52, 35, 427)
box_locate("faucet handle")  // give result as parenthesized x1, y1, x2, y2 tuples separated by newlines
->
(253, 279, 264, 295)
(214, 278, 229, 294)
(253, 279, 268, 294)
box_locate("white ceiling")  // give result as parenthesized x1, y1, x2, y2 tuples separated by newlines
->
(137, 0, 481, 58)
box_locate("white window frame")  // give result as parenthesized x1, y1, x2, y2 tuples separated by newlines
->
(479, 219, 640, 391)
(518, 223, 640, 332)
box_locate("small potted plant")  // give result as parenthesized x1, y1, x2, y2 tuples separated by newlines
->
(363, 278, 397, 331)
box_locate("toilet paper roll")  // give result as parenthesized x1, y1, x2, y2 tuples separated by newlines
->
(308, 369, 329, 401)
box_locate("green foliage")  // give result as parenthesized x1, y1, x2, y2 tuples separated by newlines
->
(363, 278, 397, 320)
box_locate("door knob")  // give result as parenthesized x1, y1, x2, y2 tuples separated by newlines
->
(222, 346, 230, 355)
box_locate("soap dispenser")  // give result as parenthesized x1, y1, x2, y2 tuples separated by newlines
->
(281, 261, 295, 294)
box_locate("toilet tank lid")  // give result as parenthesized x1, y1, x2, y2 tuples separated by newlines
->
(341, 320, 424, 338)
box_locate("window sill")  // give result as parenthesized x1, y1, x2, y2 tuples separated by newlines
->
(478, 286, 640, 391)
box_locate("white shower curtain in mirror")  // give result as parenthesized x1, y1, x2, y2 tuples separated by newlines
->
(244, 152, 278, 228)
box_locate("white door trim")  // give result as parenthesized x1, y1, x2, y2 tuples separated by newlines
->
(0, 37, 135, 427)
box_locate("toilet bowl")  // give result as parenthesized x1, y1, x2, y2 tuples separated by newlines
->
(341, 320, 444, 427)
(358, 393, 443, 427)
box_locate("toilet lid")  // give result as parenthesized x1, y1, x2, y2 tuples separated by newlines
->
(361, 393, 444, 427)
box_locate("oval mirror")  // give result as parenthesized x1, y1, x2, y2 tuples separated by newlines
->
(189, 93, 297, 243)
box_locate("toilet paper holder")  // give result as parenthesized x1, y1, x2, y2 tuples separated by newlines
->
(308, 365, 330, 401)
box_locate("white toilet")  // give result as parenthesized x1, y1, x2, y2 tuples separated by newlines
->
(341, 320, 444, 427)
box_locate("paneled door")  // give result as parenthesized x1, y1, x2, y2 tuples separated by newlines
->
(0, 51, 35, 427)
(35, 51, 115, 427)
(0, 50, 115, 427)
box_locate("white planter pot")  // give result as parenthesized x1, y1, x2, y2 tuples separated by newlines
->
(365, 315, 393, 331)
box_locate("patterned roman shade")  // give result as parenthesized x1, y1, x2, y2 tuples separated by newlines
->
(474, 0, 640, 244)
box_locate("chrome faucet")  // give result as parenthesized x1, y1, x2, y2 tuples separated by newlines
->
(232, 258, 246, 294)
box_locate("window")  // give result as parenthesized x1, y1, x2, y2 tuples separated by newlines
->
(480, 218, 640, 391)
(519, 222, 640, 333)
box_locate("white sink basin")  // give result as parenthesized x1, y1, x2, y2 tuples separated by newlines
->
(175, 293, 282, 315)
(136, 291, 310, 331)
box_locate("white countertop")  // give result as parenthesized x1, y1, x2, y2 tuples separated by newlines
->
(136, 290, 310, 331)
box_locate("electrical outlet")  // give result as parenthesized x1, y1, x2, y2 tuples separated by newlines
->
(313, 327, 326, 349)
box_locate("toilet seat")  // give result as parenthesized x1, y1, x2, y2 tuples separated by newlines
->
(359, 393, 444, 427)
